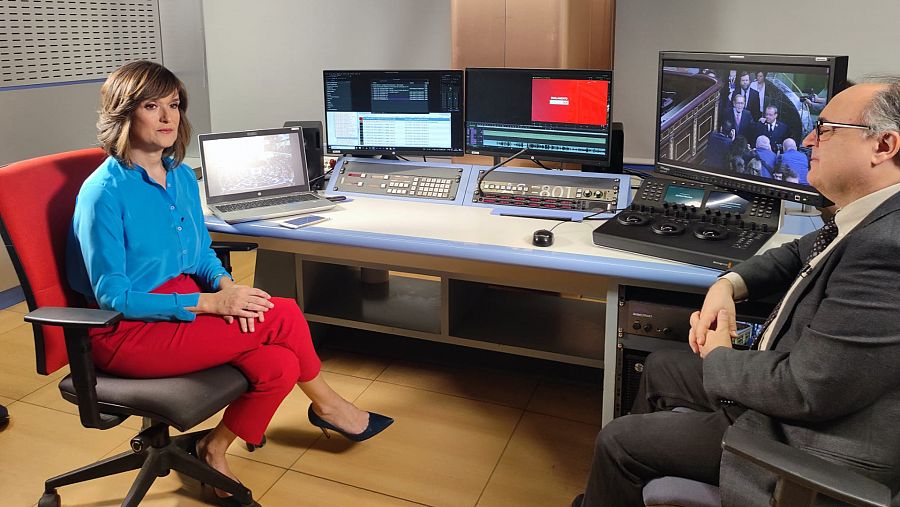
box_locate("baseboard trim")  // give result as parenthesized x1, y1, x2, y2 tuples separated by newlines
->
(0, 285, 25, 310)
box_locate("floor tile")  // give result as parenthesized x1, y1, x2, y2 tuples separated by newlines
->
(477, 412, 598, 507)
(377, 359, 538, 408)
(0, 395, 13, 406)
(5, 301, 29, 314)
(260, 470, 421, 507)
(19, 381, 144, 432)
(227, 371, 372, 469)
(59, 440, 285, 506)
(0, 309, 27, 335)
(229, 249, 258, 283)
(320, 347, 392, 379)
(294, 381, 522, 507)
(527, 379, 603, 426)
(0, 324, 66, 399)
(0, 401, 134, 507)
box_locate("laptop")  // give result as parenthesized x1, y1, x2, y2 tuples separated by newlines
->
(199, 127, 335, 223)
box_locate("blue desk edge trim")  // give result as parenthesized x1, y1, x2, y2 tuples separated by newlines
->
(206, 217, 723, 288)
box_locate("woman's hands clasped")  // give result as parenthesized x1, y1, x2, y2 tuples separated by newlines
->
(195, 278, 275, 332)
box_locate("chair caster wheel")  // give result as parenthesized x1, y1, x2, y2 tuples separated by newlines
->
(246, 434, 266, 452)
(38, 491, 61, 507)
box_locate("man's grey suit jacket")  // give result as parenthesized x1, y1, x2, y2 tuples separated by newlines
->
(704, 190, 900, 506)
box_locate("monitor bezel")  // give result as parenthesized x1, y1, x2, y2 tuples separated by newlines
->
(464, 67, 615, 167)
(322, 69, 465, 157)
(653, 51, 848, 207)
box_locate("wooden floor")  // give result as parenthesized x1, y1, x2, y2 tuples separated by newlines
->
(0, 251, 602, 506)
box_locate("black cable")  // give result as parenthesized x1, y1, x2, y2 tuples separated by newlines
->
(534, 159, 551, 170)
(396, 155, 410, 161)
(622, 168, 650, 179)
(423, 156, 428, 162)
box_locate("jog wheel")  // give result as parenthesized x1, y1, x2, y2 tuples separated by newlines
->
(616, 212, 652, 226)
(651, 221, 686, 236)
(693, 223, 729, 241)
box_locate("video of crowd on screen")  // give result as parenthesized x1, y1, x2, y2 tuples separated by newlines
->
(658, 65, 830, 186)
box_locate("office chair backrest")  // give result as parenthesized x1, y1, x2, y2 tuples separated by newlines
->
(0, 148, 107, 375)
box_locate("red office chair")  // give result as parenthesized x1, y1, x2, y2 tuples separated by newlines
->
(0, 148, 259, 507)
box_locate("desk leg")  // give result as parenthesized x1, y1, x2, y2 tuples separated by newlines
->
(253, 249, 299, 300)
(601, 285, 619, 427)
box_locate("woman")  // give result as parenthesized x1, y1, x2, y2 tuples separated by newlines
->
(66, 60, 392, 496)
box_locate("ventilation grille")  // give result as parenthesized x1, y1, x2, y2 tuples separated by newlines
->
(0, 0, 161, 89)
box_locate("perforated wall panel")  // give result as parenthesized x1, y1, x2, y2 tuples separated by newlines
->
(0, 0, 161, 88)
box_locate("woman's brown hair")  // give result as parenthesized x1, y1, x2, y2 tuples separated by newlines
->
(97, 60, 191, 168)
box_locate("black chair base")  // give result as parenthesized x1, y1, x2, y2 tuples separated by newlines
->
(38, 422, 259, 507)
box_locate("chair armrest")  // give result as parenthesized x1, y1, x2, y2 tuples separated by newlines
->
(24, 307, 125, 430)
(722, 426, 891, 507)
(24, 307, 122, 328)
(210, 241, 258, 274)
(210, 241, 258, 253)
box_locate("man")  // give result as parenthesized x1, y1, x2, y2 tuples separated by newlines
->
(574, 77, 900, 507)
(752, 135, 777, 176)
(779, 138, 810, 184)
(706, 119, 735, 169)
(729, 71, 761, 121)
(757, 105, 790, 148)
(0, 404, 7, 430)
(730, 94, 755, 141)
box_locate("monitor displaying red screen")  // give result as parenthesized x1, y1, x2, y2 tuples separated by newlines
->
(531, 79, 609, 126)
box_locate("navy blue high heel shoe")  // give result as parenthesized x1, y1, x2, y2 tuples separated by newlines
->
(307, 405, 394, 442)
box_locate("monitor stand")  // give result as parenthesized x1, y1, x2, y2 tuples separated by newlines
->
(785, 203, 821, 217)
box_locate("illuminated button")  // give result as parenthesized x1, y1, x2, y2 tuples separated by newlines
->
(383, 175, 389, 179)
(177, 226, 182, 231)
(360, 173, 367, 178)
(170, 205, 175, 210)
(380, 183, 386, 188)
(357, 182, 364, 186)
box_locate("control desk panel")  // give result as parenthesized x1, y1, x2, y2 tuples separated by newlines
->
(326, 157, 631, 216)
(473, 169, 622, 212)
(328, 158, 468, 203)
(593, 175, 783, 270)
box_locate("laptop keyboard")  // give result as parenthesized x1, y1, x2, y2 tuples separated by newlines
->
(217, 193, 319, 213)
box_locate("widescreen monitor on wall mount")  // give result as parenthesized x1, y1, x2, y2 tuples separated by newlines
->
(654, 51, 848, 207)
(465, 67, 614, 167)
(323, 69, 464, 156)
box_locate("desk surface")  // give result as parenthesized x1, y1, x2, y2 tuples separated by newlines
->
(205, 194, 820, 290)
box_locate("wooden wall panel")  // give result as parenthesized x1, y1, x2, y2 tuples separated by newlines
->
(452, 0, 615, 71)
(589, 0, 615, 69)
(564, 0, 592, 68)
(504, 0, 563, 68)
(451, 0, 507, 69)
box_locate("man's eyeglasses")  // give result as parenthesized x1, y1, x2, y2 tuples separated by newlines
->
(814, 119, 873, 145)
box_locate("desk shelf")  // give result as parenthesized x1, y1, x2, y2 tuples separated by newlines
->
(301, 261, 442, 335)
(448, 281, 605, 361)
(251, 249, 609, 366)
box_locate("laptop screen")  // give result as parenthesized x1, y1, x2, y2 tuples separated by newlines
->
(200, 128, 309, 203)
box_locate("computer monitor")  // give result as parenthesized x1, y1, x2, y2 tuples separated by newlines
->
(323, 70, 464, 156)
(654, 51, 849, 207)
(465, 67, 614, 167)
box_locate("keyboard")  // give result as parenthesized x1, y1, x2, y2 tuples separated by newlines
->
(216, 193, 318, 213)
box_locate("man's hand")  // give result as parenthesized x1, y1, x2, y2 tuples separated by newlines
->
(689, 278, 738, 354)
(698, 309, 735, 358)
